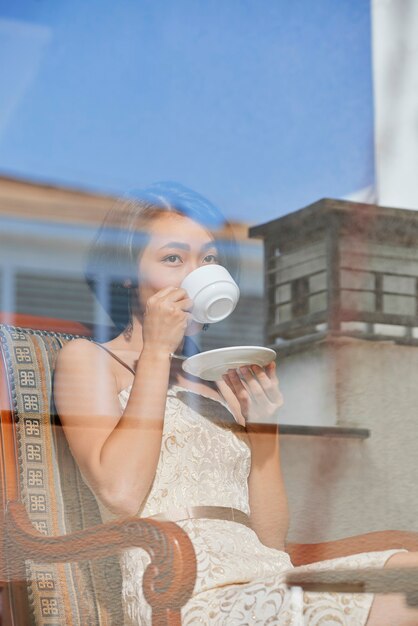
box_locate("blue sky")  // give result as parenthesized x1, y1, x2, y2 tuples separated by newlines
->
(0, 0, 373, 224)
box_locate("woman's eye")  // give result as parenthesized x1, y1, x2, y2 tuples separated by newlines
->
(203, 254, 218, 264)
(163, 254, 182, 263)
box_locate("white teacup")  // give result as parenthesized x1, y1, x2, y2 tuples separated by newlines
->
(181, 265, 240, 324)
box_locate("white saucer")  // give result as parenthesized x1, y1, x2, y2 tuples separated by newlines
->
(182, 346, 276, 381)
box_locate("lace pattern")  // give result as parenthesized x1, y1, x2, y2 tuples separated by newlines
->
(114, 384, 406, 625)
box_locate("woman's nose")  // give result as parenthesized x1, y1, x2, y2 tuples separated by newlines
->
(185, 259, 201, 274)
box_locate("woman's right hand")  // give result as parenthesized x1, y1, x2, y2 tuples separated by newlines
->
(142, 286, 193, 355)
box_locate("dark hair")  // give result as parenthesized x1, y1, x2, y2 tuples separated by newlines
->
(85, 181, 239, 334)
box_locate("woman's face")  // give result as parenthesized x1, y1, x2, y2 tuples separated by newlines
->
(137, 212, 219, 331)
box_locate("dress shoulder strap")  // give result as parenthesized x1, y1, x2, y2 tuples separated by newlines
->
(91, 341, 136, 375)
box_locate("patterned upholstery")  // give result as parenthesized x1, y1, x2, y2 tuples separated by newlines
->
(0, 324, 123, 626)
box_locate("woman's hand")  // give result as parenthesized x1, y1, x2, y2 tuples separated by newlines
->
(222, 362, 283, 436)
(142, 286, 193, 356)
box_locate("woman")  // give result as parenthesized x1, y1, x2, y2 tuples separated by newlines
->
(54, 183, 417, 625)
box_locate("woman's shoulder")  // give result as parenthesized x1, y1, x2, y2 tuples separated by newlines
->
(55, 338, 106, 376)
(57, 337, 95, 360)
(54, 338, 121, 407)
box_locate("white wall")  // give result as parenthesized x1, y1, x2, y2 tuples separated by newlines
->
(372, 0, 418, 209)
(282, 337, 418, 542)
(277, 345, 338, 427)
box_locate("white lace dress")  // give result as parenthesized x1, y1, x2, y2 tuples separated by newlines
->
(103, 384, 406, 625)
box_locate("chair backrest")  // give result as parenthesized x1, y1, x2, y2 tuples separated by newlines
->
(0, 323, 122, 625)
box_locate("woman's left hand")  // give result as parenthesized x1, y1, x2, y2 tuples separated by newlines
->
(222, 361, 283, 432)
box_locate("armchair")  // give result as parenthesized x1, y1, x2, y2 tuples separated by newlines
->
(0, 317, 196, 626)
(1, 315, 418, 625)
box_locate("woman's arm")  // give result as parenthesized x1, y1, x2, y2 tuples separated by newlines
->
(219, 363, 289, 549)
(54, 286, 192, 517)
(247, 425, 289, 550)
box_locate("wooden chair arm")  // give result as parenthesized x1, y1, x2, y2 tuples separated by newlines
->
(4, 501, 196, 623)
(286, 566, 418, 607)
(286, 530, 418, 566)
(0, 313, 91, 335)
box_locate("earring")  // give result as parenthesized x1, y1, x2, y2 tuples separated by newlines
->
(124, 283, 134, 340)
(202, 324, 209, 332)
(123, 321, 133, 340)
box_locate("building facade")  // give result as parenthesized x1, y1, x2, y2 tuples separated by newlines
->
(251, 198, 418, 541)
(0, 175, 263, 349)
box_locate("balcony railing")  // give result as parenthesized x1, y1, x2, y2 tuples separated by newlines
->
(250, 198, 418, 348)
